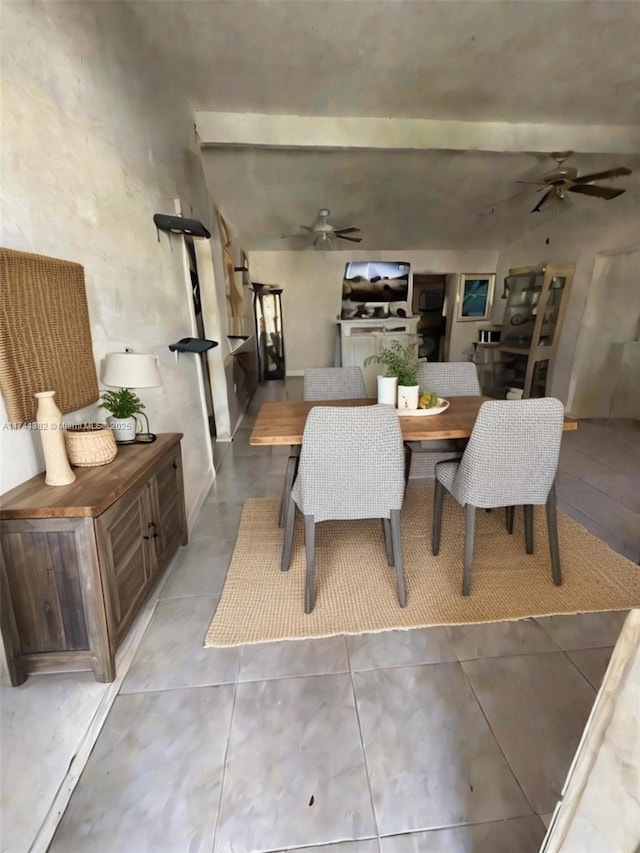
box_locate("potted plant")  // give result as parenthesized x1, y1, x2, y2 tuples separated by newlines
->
(365, 338, 420, 408)
(100, 388, 144, 443)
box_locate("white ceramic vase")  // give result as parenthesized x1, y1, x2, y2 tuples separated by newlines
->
(377, 374, 398, 406)
(397, 384, 420, 410)
(34, 391, 76, 486)
(107, 415, 136, 444)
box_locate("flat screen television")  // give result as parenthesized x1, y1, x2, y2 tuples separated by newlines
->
(341, 261, 412, 320)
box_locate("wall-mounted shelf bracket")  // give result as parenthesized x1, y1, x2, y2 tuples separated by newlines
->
(168, 337, 218, 362)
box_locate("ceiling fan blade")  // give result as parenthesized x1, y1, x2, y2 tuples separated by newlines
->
(333, 226, 360, 235)
(568, 184, 626, 200)
(281, 233, 308, 238)
(301, 225, 314, 233)
(517, 180, 547, 186)
(531, 189, 553, 213)
(336, 234, 363, 242)
(572, 167, 632, 184)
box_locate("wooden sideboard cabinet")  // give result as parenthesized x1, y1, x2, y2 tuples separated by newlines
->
(0, 434, 188, 686)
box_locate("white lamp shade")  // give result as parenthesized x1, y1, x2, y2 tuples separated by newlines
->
(102, 352, 161, 388)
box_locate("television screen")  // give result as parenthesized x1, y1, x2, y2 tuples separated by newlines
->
(341, 261, 411, 320)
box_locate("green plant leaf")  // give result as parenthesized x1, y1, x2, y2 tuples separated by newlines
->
(100, 388, 144, 418)
(363, 338, 419, 386)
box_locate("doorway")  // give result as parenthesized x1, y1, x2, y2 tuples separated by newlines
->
(411, 274, 447, 361)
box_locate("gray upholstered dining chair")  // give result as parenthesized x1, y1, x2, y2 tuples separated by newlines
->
(278, 367, 368, 528)
(281, 404, 407, 614)
(406, 361, 481, 478)
(432, 397, 565, 595)
(418, 361, 482, 399)
(303, 366, 367, 400)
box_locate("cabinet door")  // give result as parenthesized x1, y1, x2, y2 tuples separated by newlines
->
(341, 332, 381, 395)
(537, 270, 572, 350)
(96, 480, 154, 644)
(149, 446, 188, 576)
(501, 273, 543, 350)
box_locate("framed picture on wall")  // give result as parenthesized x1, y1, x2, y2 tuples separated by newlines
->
(456, 274, 495, 321)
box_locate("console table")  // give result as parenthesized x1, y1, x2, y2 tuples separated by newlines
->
(0, 433, 187, 685)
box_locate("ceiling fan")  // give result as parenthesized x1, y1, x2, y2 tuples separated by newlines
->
(281, 208, 362, 248)
(519, 152, 632, 213)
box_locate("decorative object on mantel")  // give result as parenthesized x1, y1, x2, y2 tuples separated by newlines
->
(102, 350, 162, 443)
(0, 248, 99, 425)
(34, 391, 76, 486)
(63, 423, 118, 467)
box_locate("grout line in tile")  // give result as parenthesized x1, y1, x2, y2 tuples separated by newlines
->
(209, 648, 241, 853)
(346, 637, 383, 844)
(458, 661, 541, 819)
(560, 650, 600, 694)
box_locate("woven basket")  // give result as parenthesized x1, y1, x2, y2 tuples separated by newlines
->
(63, 423, 118, 467)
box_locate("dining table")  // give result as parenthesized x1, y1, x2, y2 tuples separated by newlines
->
(249, 396, 578, 447)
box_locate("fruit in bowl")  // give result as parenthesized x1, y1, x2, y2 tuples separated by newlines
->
(418, 391, 440, 409)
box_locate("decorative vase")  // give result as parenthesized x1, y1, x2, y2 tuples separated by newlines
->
(377, 374, 398, 406)
(397, 384, 420, 410)
(106, 415, 136, 444)
(34, 391, 76, 486)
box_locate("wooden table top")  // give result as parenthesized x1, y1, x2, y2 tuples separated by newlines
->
(250, 397, 578, 446)
(0, 433, 183, 519)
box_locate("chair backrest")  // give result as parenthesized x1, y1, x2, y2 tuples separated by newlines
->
(451, 398, 565, 507)
(294, 404, 405, 522)
(303, 367, 367, 400)
(417, 362, 481, 397)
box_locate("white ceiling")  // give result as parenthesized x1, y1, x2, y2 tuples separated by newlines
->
(130, 0, 640, 250)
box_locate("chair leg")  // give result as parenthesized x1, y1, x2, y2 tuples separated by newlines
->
(280, 497, 296, 571)
(382, 518, 393, 566)
(390, 509, 407, 608)
(505, 506, 515, 534)
(524, 505, 534, 554)
(432, 478, 444, 556)
(546, 483, 562, 586)
(278, 451, 299, 528)
(462, 504, 476, 596)
(403, 444, 412, 484)
(303, 514, 316, 614)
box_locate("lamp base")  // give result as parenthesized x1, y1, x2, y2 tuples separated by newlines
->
(134, 432, 157, 444)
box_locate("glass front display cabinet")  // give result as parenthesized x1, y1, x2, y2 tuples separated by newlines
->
(496, 263, 574, 398)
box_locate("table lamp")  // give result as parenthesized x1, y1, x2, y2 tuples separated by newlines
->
(102, 351, 162, 443)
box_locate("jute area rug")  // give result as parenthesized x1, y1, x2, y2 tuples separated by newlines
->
(205, 484, 639, 647)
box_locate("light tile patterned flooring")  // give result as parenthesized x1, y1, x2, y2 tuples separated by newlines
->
(3, 380, 639, 852)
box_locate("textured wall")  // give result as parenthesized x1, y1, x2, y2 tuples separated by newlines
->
(569, 248, 640, 418)
(0, 1, 217, 515)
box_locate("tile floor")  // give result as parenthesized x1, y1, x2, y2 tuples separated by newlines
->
(2, 380, 638, 852)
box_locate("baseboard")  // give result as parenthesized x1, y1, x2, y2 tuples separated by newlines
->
(187, 467, 214, 533)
